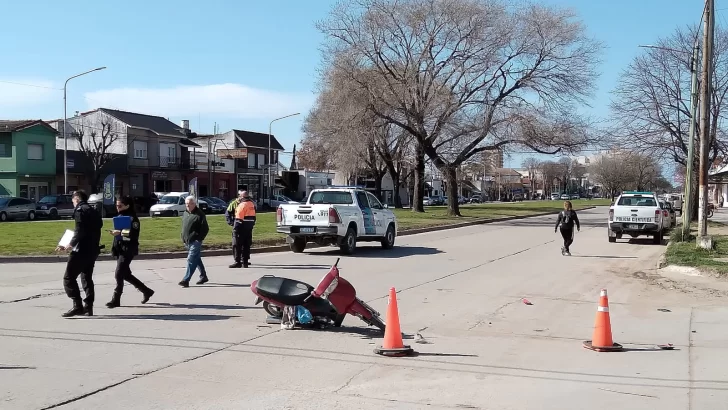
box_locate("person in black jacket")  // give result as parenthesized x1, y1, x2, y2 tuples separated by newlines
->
(554, 200, 580, 256)
(179, 196, 210, 287)
(106, 195, 154, 308)
(55, 190, 103, 317)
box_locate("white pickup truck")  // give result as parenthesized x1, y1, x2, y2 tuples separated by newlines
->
(608, 191, 666, 245)
(276, 187, 398, 254)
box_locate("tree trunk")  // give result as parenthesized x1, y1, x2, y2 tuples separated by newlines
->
(412, 144, 425, 213)
(444, 167, 461, 216)
(374, 172, 384, 200)
(385, 163, 403, 208)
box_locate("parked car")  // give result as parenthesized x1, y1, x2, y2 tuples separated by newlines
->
(0, 196, 37, 221)
(608, 191, 665, 244)
(149, 192, 209, 217)
(659, 200, 677, 229)
(88, 193, 117, 218)
(201, 196, 226, 214)
(36, 194, 75, 219)
(262, 194, 300, 210)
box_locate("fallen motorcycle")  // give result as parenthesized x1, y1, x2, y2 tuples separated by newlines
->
(250, 258, 386, 331)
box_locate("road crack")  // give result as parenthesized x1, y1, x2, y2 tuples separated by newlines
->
(0, 292, 66, 304)
(468, 299, 519, 330)
(334, 364, 374, 393)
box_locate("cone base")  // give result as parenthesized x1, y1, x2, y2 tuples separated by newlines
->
(374, 345, 414, 357)
(583, 341, 623, 352)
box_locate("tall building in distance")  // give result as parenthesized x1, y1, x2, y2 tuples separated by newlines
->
(481, 148, 504, 174)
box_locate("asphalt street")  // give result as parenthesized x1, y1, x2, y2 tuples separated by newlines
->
(0, 207, 726, 410)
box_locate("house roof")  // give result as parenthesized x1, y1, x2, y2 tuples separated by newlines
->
(0, 120, 58, 134)
(232, 129, 284, 150)
(98, 108, 188, 137)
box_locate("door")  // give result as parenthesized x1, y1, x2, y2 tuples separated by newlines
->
(28, 186, 37, 203)
(365, 191, 387, 236)
(355, 191, 377, 236)
(7, 198, 22, 219)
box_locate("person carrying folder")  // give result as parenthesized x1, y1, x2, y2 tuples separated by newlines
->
(106, 195, 154, 308)
(55, 190, 103, 318)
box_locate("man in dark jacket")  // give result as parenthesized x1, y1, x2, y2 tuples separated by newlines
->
(179, 196, 210, 287)
(554, 200, 580, 256)
(106, 195, 154, 308)
(56, 190, 103, 317)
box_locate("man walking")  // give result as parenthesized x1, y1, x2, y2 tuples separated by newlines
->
(179, 196, 210, 287)
(56, 190, 103, 317)
(230, 190, 256, 268)
(554, 200, 580, 256)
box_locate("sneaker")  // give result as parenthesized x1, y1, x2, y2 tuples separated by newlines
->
(196, 277, 209, 285)
(566, 250, 571, 256)
(560, 247, 565, 256)
(141, 289, 154, 304)
(178, 281, 189, 288)
(61, 306, 85, 318)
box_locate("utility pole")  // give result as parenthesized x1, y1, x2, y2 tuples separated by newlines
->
(697, 0, 715, 249)
(208, 122, 216, 197)
(682, 43, 701, 240)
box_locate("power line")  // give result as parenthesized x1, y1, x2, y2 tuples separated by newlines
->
(0, 80, 60, 90)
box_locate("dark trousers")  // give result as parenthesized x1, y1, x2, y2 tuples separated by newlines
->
(114, 253, 150, 295)
(63, 252, 97, 306)
(560, 227, 574, 251)
(233, 221, 254, 263)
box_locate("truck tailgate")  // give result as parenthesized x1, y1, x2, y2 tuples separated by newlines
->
(279, 205, 332, 233)
(613, 208, 655, 223)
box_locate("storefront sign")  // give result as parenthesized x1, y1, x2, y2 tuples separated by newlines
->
(151, 171, 168, 180)
(218, 148, 248, 159)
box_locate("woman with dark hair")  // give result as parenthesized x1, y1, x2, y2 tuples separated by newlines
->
(106, 195, 154, 308)
(554, 200, 580, 256)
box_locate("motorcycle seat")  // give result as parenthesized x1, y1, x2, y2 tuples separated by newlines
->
(256, 276, 313, 306)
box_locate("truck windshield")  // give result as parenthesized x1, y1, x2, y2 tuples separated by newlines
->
(309, 191, 353, 205)
(618, 196, 656, 207)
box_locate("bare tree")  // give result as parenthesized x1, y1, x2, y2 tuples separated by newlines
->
(318, 0, 603, 215)
(522, 157, 540, 195)
(589, 150, 671, 198)
(73, 114, 122, 192)
(589, 153, 631, 199)
(610, 25, 728, 170)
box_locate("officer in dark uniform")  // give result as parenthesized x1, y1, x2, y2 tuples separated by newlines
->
(106, 195, 154, 308)
(56, 190, 103, 318)
(230, 190, 256, 268)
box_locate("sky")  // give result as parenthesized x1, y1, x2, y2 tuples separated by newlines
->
(0, 0, 710, 172)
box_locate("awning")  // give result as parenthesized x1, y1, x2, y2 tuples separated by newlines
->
(179, 138, 202, 148)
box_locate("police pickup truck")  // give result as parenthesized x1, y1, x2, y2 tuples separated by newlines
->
(608, 191, 666, 245)
(276, 187, 398, 255)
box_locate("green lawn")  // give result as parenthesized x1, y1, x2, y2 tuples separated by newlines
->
(665, 235, 728, 275)
(0, 199, 605, 256)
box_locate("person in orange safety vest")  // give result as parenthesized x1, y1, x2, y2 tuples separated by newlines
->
(229, 190, 256, 268)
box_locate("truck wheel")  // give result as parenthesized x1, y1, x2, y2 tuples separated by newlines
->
(653, 231, 663, 245)
(290, 237, 307, 253)
(339, 227, 357, 255)
(381, 224, 396, 249)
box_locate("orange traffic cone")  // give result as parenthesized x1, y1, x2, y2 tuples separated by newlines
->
(583, 289, 623, 352)
(374, 288, 414, 357)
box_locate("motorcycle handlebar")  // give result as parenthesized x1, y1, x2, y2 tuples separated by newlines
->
(334, 258, 340, 267)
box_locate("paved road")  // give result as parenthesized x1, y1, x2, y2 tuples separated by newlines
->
(1, 207, 726, 410)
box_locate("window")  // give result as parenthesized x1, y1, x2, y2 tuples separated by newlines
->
(309, 191, 354, 205)
(258, 153, 266, 167)
(355, 191, 369, 208)
(366, 192, 384, 209)
(247, 153, 256, 168)
(133, 140, 148, 159)
(27, 143, 43, 160)
(160, 142, 176, 163)
(0, 143, 8, 157)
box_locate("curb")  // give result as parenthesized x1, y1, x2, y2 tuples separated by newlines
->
(0, 206, 597, 264)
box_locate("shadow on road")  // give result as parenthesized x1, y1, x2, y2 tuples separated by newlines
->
(0, 365, 36, 370)
(132, 302, 258, 311)
(571, 256, 638, 259)
(413, 352, 479, 358)
(493, 219, 606, 228)
(254, 264, 333, 270)
(313, 246, 443, 259)
(201, 283, 250, 288)
(90, 314, 235, 321)
(328, 326, 385, 339)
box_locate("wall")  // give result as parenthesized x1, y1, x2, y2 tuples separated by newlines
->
(0, 133, 15, 173)
(14, 125, 56, 176)
(52, 111, 128, 154)
(0, 175, 16, 196)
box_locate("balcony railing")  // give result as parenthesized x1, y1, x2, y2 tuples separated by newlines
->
(158, 155, 192, 170)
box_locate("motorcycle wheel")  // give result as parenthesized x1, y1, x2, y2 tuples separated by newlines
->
(263, 301, 283, 317)
(708, 209, 714, 218)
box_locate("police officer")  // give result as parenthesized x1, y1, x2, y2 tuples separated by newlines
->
(55, 190, 103, 318)
(106, 195, 154, 308)
(230, 190, 256, 268)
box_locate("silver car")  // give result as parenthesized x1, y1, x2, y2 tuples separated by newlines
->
(0, 196, 37, 221)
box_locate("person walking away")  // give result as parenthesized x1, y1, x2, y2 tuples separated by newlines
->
(225, 190, 244, 267)
(230, 190, 256, 268)
(179, 196, 210, 287)
(554, 200, 580, 256)
(56, 190, 103, 317)
(106, 195, 154, 308)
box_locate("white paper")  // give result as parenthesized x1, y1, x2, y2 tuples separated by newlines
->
(58, 229, 74, 247)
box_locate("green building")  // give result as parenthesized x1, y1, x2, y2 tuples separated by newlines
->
(0, 120, 58, 201)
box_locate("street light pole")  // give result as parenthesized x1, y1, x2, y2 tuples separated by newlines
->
(268, 112, 300, 199)
(63, 66, 107, 194)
